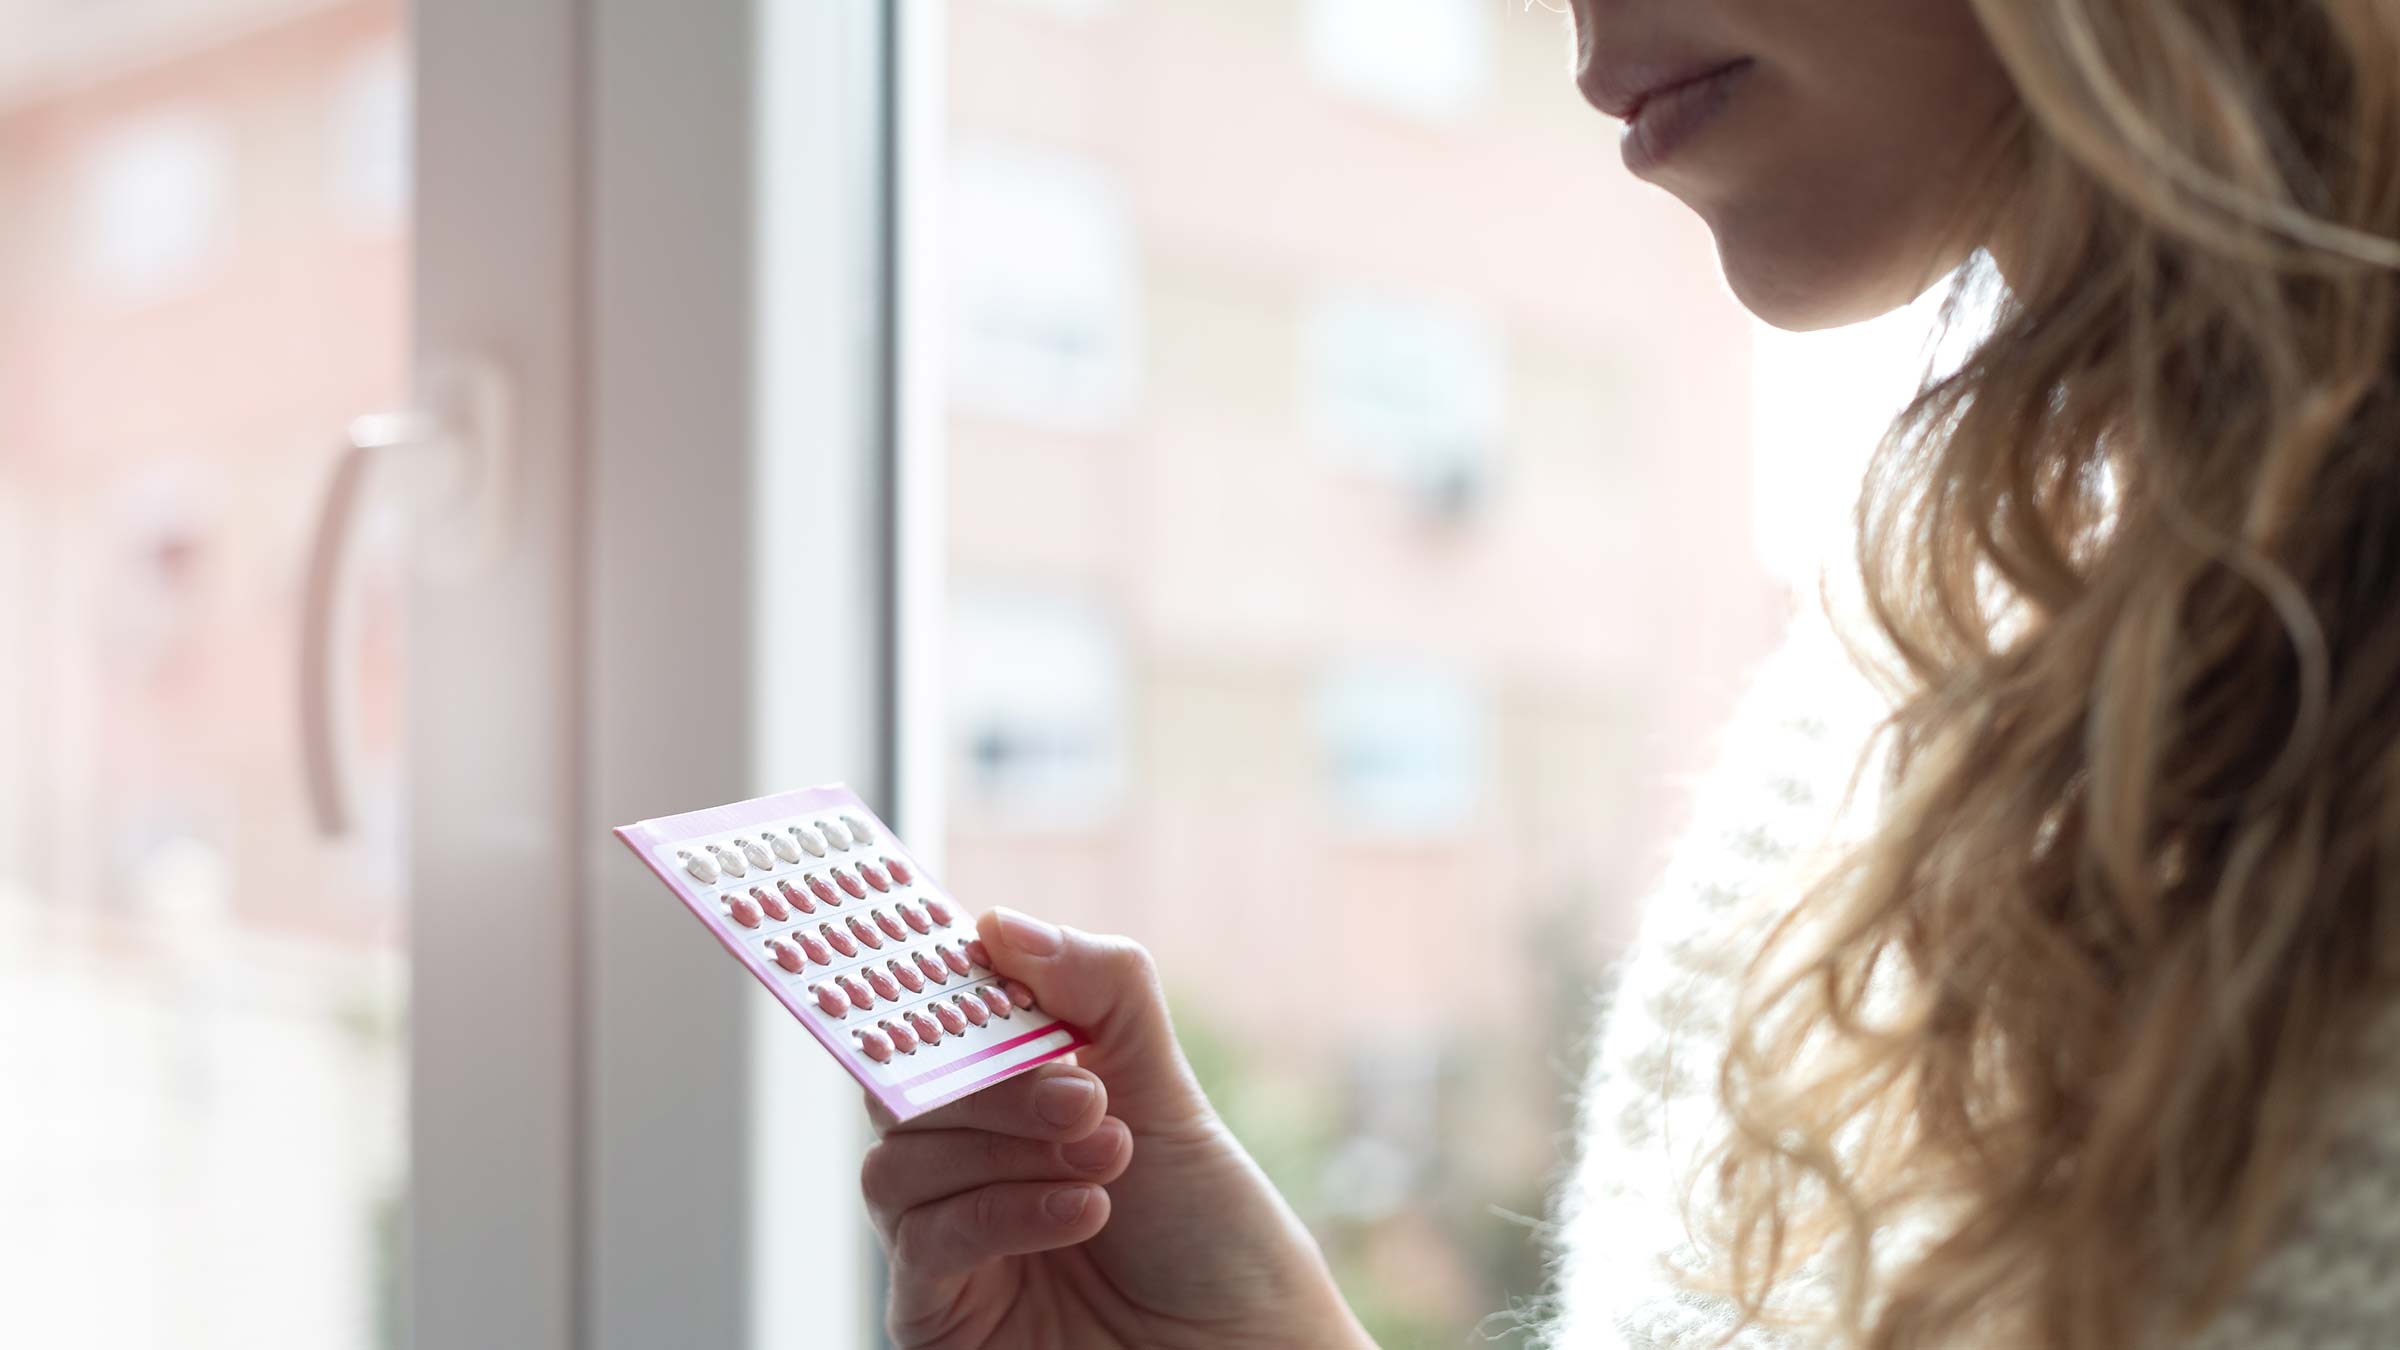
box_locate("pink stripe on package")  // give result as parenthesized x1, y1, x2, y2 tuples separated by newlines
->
(615, 784, 1089, 1122)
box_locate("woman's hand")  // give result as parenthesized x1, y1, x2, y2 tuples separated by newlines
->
(860, 908, 1374, 1350)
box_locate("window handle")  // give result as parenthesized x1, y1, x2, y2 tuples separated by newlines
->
(298, 359, 510, 837)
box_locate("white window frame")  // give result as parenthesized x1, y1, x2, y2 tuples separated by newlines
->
(409, 2, 895, 1345)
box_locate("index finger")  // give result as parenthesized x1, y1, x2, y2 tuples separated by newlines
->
(862, 1061, 1109, 1142)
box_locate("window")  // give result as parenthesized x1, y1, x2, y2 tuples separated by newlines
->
(1303, 0, 1492, 119)
(330, 39, 409, 228)
(3, 3, 1949, 1344)
(947, 590, 1129, 827)
(1304, 289, 1504, 521)
(1316, 662, 1487, 835)
(948, 141, 1141, 432)
(74, 109, 233, 298)
(1002, 0, 1119, 17)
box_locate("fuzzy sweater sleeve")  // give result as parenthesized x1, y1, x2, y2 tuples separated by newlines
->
(1538, 618, 1886, 1349)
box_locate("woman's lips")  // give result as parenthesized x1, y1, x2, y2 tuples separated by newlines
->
(1615, 58, 1755, 176)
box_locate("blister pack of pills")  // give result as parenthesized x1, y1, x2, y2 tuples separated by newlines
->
(615, 784, 1088, 1122)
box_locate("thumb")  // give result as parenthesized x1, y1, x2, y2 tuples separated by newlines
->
(979, 908, 1211, 1130)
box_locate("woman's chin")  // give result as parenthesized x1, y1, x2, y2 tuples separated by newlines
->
(1710, 208, 1967, 333)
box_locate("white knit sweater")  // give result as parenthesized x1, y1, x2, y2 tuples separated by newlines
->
(1541, 620, 2400, 1348)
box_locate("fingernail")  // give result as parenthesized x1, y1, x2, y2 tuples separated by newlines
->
(1043, 1186, 1091, 1224)
(1059, 1128, 1119, 1172)
(993, 907, 1063, 957)
(1032, 1075, 1098, 1128)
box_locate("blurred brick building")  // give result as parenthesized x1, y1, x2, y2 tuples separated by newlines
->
(932, 2, 1784, 1338)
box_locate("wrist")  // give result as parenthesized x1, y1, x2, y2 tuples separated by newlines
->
(1307, 1304, 1379, 1350)
(1204, 1251, 1370, 1350)
(1277, 1267, 1376, 1350)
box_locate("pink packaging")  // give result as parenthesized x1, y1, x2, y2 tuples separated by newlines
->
(615, 783, 1089, 1121)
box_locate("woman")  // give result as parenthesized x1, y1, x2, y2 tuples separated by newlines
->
(857, 1, 2400, 1345)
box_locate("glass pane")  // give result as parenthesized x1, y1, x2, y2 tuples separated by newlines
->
(930, 3, 1920, 1345)
(0, 4, 411, 1347)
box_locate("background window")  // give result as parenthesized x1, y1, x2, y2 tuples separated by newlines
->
(329, 38, 409, 228)
(947, 590, 1129, 829)
(947, 140, 1141, 432)
(1315, 662, 1487, 835)
(1303, 0, 1492, 119)
(1001, 0, 1119, 17)
(1304, 289, 1504, 522)
(74, 109, 233, 298)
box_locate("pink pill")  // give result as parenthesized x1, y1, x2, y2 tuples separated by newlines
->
(889, 958, 924, 993)
(839, 976, 875, 1012)
(834, 867, 866, 899)
(979, 986, 1014, 1019)
(820, 922, 856, 958)
(811, 983, 846, 1017)
(898, 901, 932, 934)
(1004, 980, 1036, 1011)
(756, 887, 788, 922)
(915, 950, 950, 985)
(905, 1010, 943, 1044)
(797, 931, 831, 965)
(874, 909, 907, 942)
(854, 1028, 893, 1063)
(884, 857, 914, 885)
(728, 896, 762, 929)
(964, 939, 991, 970)
(779, 880, 815, 915)
(848, 915, 884, 950)
(923, 897, 953, 926)
(860, 862, 891, 893)
(806, 873, 841, 907)
(939, 943, 972, 976)
(954, 992, 989, 1027)
(768, 938, 804, 973)
(863, 966, 899, 1002)
(932, 1001, 967, 1036)
(882, 1018, 917, 1054)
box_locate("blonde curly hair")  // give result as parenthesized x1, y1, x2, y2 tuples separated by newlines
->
(1702, 2, 2400, 1345)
